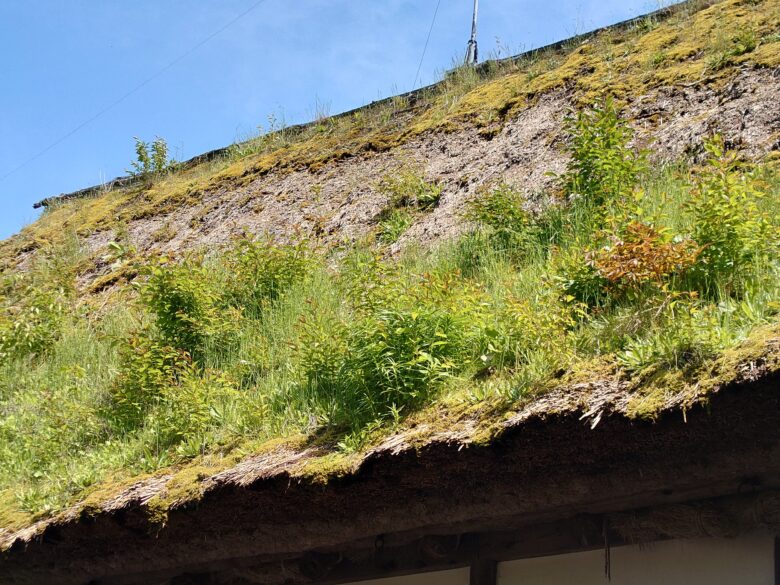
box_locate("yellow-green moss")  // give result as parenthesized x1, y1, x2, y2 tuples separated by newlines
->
(293, 451, 360, 484)
(700, 321, 780, 390)
(143, 496, 171, 530)
(160, 466, 212, 507)
(77, 470, 160, 518)
(626, 321, 780, 419)
(0, 490, 35, 534)
(752, 38, 780, 67)
(625, 370, 687, 420)
(561, 355, 622, 386)
(88, 263, 138, 294)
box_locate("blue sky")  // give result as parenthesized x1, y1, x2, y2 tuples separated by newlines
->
(0, 0, 678, 239)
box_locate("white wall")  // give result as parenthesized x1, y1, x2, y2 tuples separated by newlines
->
(347, 567, 470, 585)
(497, 533, 774, 585)
(344, 534, 773, 585)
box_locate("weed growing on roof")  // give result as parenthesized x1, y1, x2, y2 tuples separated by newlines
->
(706, 28, 758, 72)
(374, 168, 442, 244)
(221, 237, 315, 318)
(378, 167, 443, 211)
(377, 209, 414, 244)
(108, 334, 189, 430)
(0, 286, 65, 365)
(465, 184, 538, 260)
(139, 256, 237, 363)
(290, 290, 468, 432)
(685, 137, 776, 294)
(128, 137, 176, 184)
(562, 97, 646, 210)
(226, 113, 293, 162)
(0, 237, 85, 365)
(591, 222, 700, 298)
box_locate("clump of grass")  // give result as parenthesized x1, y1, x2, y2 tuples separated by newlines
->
(706, 28, 759, 72)
(374, 167, 442, 244)
(378, 167, 443, 210)
(377, 209, 414, 244)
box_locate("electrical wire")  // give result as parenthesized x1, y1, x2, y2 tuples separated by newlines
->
(412, 0, 442, 90)
(1, 0, 271, 183)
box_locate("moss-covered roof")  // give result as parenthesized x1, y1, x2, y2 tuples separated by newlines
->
(1, 320, 778, 553)
(0, 338, 778, 584)
(1, 2, 780, 578)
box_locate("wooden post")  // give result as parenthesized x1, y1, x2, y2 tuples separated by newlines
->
(470, 559, 497, 585)
(775, 537, 779, 585)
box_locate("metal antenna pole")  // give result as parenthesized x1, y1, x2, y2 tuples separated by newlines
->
(464, 0, 479, 65)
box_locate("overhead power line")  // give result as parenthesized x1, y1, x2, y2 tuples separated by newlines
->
(413, 0, 442, 90)
(1, 0, 271, 184)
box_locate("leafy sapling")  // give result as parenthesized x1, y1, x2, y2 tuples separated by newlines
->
(128, 136, 176, 182)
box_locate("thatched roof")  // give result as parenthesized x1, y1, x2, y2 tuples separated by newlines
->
(2, 0, 778, 580)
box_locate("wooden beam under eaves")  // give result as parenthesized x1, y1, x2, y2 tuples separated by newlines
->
(775, 537, 779, 585)
(470, 559, 497, 585)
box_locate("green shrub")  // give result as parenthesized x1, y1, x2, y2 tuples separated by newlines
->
(553, 248, 610, 308)
(379, 168, 442, 210)
(292, 304, 349, 414)
(291, 268, 480, 431)
(561, 98, 645, 208)
(108, 333, 188, 429)
(128, 136, 175, 181)
(480, 292, 576, 371)
(222, 237, 314, 317)
(150, 366, 238, 450)
(0, 286, 65, 364)
(466, 184, 539, 259)
(685, 137, 775, 294)
(360, 307, 456, 398)
(109, 330, 241, 450)
(338, 249, 401, 312)
(139, 256, 236, 361)
(0, 237, 84, 364)
(294, 304, 463, 431)
(377, 209, 414, 244)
